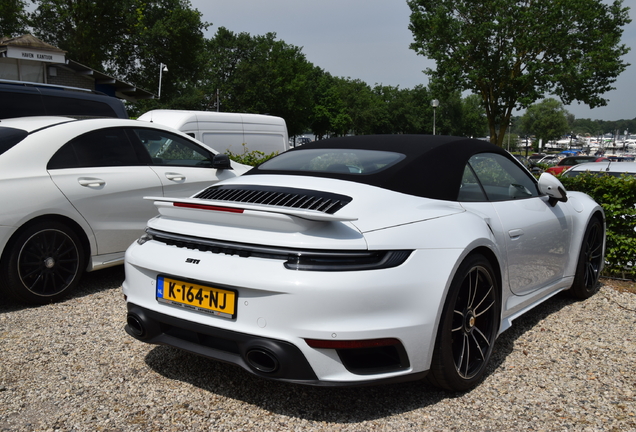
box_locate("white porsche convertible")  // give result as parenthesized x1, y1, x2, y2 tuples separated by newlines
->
(123, 135, 605, 391)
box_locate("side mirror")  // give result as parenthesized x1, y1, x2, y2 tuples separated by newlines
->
(538, 173, 567, 206)
(211, 154, 233, 170)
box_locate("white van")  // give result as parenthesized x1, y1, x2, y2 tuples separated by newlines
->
(138, 110, 289, 156)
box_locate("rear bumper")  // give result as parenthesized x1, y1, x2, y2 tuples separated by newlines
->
(125, 302, 426, 386)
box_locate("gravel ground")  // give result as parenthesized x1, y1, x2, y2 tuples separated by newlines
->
(1, 267, 635, 432)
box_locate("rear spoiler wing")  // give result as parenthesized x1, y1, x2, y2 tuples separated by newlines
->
(145, 196, 358, 223)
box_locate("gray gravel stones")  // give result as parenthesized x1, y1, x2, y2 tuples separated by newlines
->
(1, 266, 635, 431)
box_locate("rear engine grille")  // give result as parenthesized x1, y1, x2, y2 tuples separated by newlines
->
(193, 185, 352, 214)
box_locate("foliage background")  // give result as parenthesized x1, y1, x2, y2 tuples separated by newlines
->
(407, 0, 631, 147)
(2, 0, 632, 142)
(560, 173, 636, 279)
(3, 0, 636, 279)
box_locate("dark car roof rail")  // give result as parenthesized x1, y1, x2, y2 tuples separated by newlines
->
(0, 78, 105, 95)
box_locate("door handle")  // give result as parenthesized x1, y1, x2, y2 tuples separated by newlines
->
(508, 229, 524, 239)
(78, 177, 105, 187)
(165, 172, 186, 181)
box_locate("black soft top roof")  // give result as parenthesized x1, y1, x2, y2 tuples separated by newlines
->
(245, 135, 520, 201)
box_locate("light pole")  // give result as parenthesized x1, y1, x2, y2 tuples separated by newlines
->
(507, 120, 512, 151)
(158, 63, 168, 99)
(431, 99, 439, 135)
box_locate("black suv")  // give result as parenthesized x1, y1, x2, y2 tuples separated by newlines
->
(0, 80, 128, 119)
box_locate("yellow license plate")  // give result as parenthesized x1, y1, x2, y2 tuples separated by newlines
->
(156, 275, 237, 319)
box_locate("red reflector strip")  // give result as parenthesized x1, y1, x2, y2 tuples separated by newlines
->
(173, 202, 244, 213)
(304, 338, 400, 349)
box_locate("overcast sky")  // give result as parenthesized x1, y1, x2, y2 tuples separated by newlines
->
(190, 0, 636, 122)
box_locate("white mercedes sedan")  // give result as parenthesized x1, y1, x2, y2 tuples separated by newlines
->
(0, 116, 249, 304)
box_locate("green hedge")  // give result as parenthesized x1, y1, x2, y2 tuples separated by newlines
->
(560, 173, 636, 278)
(226, 144, 278, 166)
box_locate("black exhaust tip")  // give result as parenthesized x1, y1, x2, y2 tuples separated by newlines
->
(245, 348, 279, 373)
(126, 313, 145, 338)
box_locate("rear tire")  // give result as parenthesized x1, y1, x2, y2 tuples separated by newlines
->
(570, 217, 604, 299)
(427, 254, 500, 391)
(1, 221, 85, 304)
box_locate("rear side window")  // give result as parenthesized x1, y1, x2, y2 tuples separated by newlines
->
(48, 128, 142, 169)
(0, 92, 47, 119)
(41, 94, 118, 118)
(460, 153, 539, 202)
(130, 128, 213, 167)
(0, 127, 29, 156)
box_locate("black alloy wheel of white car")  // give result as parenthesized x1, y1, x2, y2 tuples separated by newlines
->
(570, 216, 604, 299)
(427, 254, 500, 392)
(1, 221, 85, 304)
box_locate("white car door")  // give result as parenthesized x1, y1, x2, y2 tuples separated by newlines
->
(459, 153, 571, 296)
(129, 128, 240, 197)
(47, 127, 163, 255)
(489, 196, 570, 295)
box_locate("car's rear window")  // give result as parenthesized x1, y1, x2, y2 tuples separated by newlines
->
(257, 148, 405, 175)
(41, 94, 119, 118)
(0, 127, 29, 156)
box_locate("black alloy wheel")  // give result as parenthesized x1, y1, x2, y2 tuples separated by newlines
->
(427, 254, 499, 391)
(1, 221, 85, 304)
(570, 217, 604, 299)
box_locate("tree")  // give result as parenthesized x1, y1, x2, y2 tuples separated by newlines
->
(461, 94, 488, 138)
(433, 89, 463, 136)
(409, 84, 436, 134)
(334, 78, 381, 135)
(0, 0, 29, 38)
(520, 98, 570, 145)
(408, 0, 631, 147)
(30, 0, 207, 99)
(571, 118, 601, 136)
(121, 0, 208, 100)
(31, 0, 133, 70)
(203, 28, 315, 136)
(310, 73, 350, 138)
(372, 85, 428, 135)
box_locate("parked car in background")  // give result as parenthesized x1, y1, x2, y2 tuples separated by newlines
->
(545, 156, 607, 176)
(560, 150, 581, 156)
(537, 154, 564, 166)
(0, 80, 128, 119)
(606, 155, 635, 162)
(528, 153, 546, 163)
(563, 161, 636, 177)
(293, 136, 312, 147)
(123, 135, 605, 391)
(513, 154, 543, 175)
(0, 116, 250, 304)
